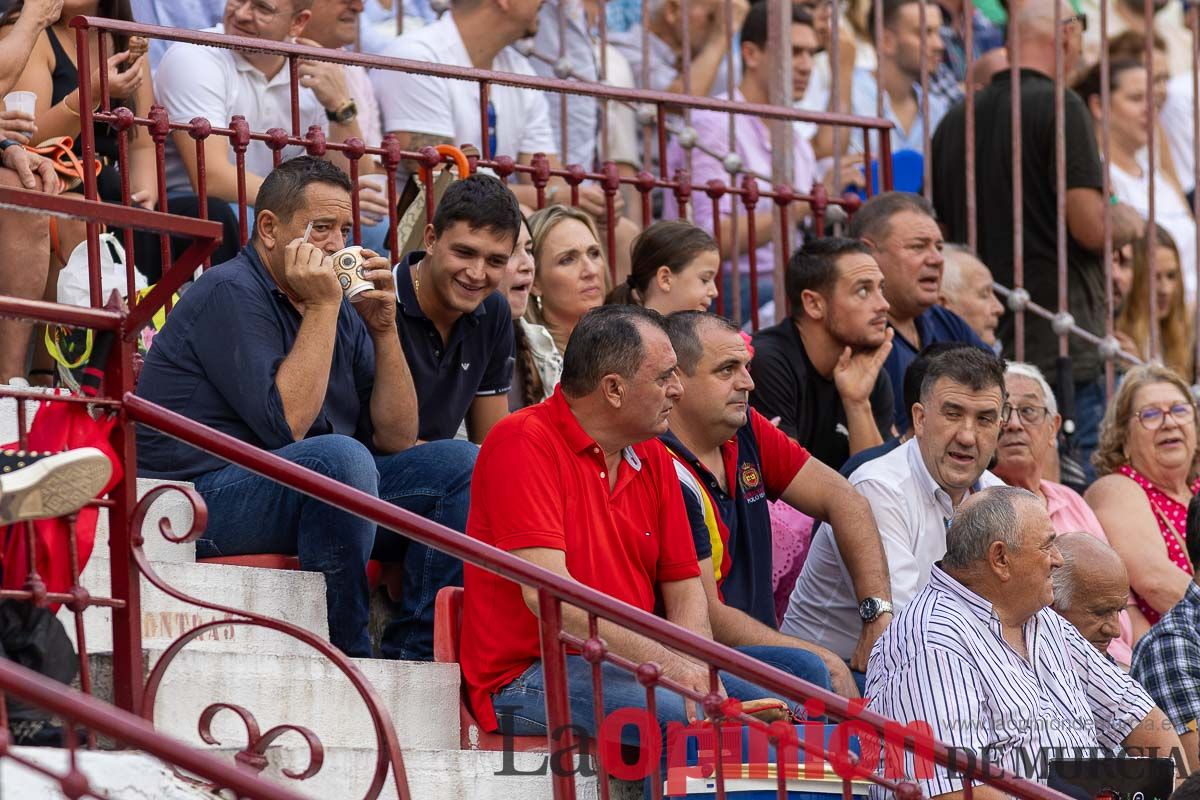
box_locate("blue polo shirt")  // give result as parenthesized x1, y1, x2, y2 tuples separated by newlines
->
(394, 251, 514, 441)
(884, 305, 990, 433)
(660, 409, 809, 628)
(136, 245, 376, 480)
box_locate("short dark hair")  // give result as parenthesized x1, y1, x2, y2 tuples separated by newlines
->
(848, 191, 936, 244)
(253, 156, 353, 233)
(867, 0, 921, 43)
(560, 305, 669, 397)
(664, 311, 741, 376)
(785, 237, 872, 315)
(741, 1, 814, 50)
(904, 343, 972, 419)
(919, 347, 1007, 405)
(431, 173, 523, 248)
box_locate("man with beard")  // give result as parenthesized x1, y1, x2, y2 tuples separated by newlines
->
(750, 237, 896, 471)
(849, 192, 988, 433)
(661, 311, 890, 698)
(782, 346, 1006, 683)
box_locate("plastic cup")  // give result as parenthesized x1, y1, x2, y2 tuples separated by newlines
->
(3, 91, 35, 117)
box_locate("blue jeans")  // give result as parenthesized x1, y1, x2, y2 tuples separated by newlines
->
(192, 434, 476, 659)
(493, 646, 831, 795)
(1071, 376, 1106, 486)
(720, 270, 775, 329)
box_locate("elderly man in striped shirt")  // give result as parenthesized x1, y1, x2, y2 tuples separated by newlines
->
(867, 486, 1184, 797)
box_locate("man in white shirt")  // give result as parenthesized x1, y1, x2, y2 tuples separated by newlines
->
(372, 0, 636, 272)
(868, 486, 1181, 798)
(155, 0, 368, 216)
(782, 345, 1006, 667)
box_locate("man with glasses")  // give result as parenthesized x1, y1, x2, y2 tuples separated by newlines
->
(155, 0, 371, 234)
(782, 346, 1006, 685)
(991, 362, 1135, 666)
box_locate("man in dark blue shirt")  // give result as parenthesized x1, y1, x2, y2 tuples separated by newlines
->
(848, 192, 989, 433)
(136, 156, 477, 660)
(660, 311, 894, 699)
(392, 174, 516, 443)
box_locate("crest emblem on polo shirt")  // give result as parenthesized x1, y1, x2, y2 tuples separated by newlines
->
(739, 463, 761, 491)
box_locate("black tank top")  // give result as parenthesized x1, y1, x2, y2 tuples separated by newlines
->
(46, 28, 120, 200)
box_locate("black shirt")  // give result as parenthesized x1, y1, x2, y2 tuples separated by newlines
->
(932, 68, 1106, 384)
(749, 319, 894, 471)
(394, 251, 514, 441)
(136, 245, 376, 480)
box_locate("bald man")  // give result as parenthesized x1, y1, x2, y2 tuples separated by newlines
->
(1051, 532, 1132, 662)
(938, 245, 1004, 350)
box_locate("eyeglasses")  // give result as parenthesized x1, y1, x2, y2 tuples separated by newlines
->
(1131, 402, 1196, 430)
(1004, 404, 1051, 426)
(1063, 13, 1088, 32)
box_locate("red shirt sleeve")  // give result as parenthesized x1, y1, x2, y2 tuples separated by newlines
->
(468, 417, 566, 553)
(649, 443, 702, 583)
(750, 408, 810, 500)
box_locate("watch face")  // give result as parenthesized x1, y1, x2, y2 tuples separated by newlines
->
(859, 598, 878, 620)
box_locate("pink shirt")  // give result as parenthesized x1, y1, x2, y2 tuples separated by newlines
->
(1042, 479, 1134, 667)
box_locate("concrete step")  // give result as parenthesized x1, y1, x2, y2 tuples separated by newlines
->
(88, 646, 461, 752)
(92, 477, 199, 565)
(0, 746, 215, 799)
(63, 557, 329, 654)
(219, 744, 613, 800)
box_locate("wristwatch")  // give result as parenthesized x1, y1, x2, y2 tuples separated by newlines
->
(858, 597, 894, 623)
(0, 139, 21, 152)
(326, 98, 358, 124)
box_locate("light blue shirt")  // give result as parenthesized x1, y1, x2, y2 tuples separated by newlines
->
(848, 66, 950, 159)
(129, 0, 223, 71)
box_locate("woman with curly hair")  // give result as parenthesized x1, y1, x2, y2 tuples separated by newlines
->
(1086, 364, 1200, 635)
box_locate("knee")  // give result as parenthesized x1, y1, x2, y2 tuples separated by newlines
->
(292, 434, 379, 491)
(420, 439, 479, 484)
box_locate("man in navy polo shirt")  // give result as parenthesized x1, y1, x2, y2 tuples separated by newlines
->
(848, 192, 988, 433)
(661, 311, 891, 697)
(387, 173, 518, 659)
(136, 156, 477, 660)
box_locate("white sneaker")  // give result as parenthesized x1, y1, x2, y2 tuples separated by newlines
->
(0, 448, 112, 525)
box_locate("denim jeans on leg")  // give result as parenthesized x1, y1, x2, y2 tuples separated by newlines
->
(1071, 376, 1106, 486)
(192, 434, 476, 659)
(492, 645, 831, 796)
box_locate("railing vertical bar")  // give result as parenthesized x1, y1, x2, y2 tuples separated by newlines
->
(1054, 0, 1068, 362)
(65, 513, 96, 748)
(598, 8, 610, 166)
(830, 0, 843, 219)
(194, 128, 211, 272)
(480, 81, 492, 161)
(557, 0, 569, 166)
(1102, 0, 1116, 393)
(15, 397, 28, 451)
(75, 22, 103, 308)
(1009, 13, 1025, 361)
(644, 684, 662, 800)
(350, 156, 362, 247)
(640, 0, 652, 170)
(97, 29, 110, 114)
(586, 616, 611, 800)
(964, 0, 977, 250)
(712, 191, 726, 317)
(538, 591, 577, 800)
(863, 125, 874, 198)
(288, 56, 301, 137)
(1145, 0, 1160, 361)
(116, 124, 136, 305)
(656, 105, 669, 180)
(1192, 0, 1200, 379)
(918, 0, 931, 201)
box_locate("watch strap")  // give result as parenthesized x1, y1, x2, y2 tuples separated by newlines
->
(0, 139, 22, 152)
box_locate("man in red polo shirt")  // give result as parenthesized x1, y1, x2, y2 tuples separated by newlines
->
(663, 311, 889, 697)
(461, 305, 820, 787)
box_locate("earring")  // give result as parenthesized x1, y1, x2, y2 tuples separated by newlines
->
(534, 295, 543, 313)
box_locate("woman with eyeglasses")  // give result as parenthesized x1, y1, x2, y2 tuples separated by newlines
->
(991, 362, 1136, 665)
(1086, 364, 1200, 635)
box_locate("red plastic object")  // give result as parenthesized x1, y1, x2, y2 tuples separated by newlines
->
(433, 586, 548, 752)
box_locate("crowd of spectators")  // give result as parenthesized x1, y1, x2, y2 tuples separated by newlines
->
(6, 0, 1200, 796)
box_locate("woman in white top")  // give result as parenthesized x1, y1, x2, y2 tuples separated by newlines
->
(1076, 58, 1198, 305)
(517, 205, 609, 406)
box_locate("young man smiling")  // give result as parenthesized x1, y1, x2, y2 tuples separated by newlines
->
(393, 173, 519, 444)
